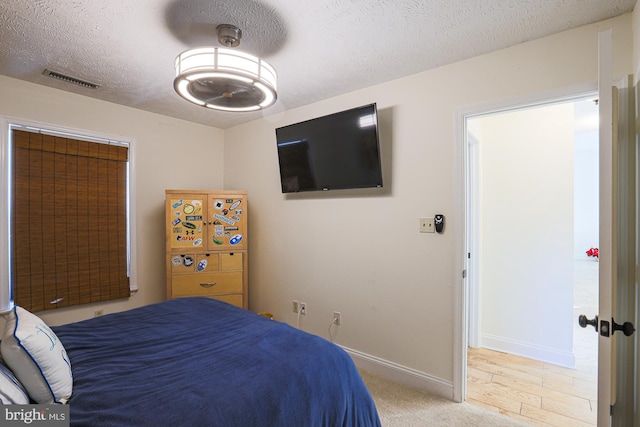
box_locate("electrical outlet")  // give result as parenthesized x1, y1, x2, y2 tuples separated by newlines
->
(292, 300, 299, 313)
(94, 309, 104, 317)
(299, 302, 306, 315)
(419, 217, 435, 233)
(333, 311, 341, 325)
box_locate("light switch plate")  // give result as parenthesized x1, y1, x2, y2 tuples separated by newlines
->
(420, 217, 435, 233)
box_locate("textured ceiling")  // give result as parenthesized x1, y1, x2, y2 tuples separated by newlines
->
(0, 0, 636, 129)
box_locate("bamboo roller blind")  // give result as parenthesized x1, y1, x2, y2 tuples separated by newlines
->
(11, 129, 130, 312)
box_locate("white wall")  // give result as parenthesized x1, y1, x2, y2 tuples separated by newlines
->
(0, 76, 225, 326)
(574, 127, 599, 259)
(473, 104, 575, 367)
(223, 15, 633, 396)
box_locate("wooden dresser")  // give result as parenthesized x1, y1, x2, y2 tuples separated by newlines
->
(165, 190, 248, 309)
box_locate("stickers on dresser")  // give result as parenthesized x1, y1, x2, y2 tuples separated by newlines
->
(196, 258, 208, 272)
(169, 197, 245, 247)
(171, 199, 204, 247)
(212, 198, 244, 246)
(170, 254, 211, 273)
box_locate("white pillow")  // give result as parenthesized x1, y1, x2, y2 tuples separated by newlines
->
(1, 306, 72, 404)
(0, 361, 29, 404)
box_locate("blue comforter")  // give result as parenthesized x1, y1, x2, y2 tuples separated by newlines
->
(53, 298, 381, 427)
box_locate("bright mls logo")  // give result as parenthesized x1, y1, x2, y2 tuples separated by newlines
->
(3, 405, 69, 426)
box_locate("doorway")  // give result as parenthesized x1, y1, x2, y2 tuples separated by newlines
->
(464, 96, 599, 425)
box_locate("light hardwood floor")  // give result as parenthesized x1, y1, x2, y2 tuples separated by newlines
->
(467, 260, 598, 426)
(467, 347, 596, 426)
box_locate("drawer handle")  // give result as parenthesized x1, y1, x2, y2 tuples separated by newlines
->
(200, 282, 217, 288)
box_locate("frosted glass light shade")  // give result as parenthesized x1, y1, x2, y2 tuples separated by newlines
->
(174, 47, 277, 112)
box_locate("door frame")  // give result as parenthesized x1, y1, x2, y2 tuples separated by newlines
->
(453, 82, 599, 403)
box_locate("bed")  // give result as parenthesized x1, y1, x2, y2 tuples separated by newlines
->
(46, 297, 381, 426)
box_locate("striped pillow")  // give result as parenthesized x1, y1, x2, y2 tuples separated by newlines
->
(0, 361, 29, 404)
(1, 306, 72, 404)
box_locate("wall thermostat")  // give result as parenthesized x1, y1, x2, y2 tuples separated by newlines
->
(434, 214, 445, 233)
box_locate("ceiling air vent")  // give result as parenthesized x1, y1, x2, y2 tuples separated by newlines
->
(43, 69, 100, 89)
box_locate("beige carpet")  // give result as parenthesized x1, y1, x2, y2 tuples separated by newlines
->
(360, 370, 531, 426)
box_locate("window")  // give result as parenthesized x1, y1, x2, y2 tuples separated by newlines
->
(8, 126, 133, 312)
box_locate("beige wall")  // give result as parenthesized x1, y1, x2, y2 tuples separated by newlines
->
(224, 14, 633, 395)
(0, 76, 225, 326)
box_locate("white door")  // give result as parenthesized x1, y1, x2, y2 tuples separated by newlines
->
(595, 28, 614, 427)
(586, 28, 637, 427)
(609, 75, 637, 425)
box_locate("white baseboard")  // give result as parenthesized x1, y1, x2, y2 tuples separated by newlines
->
(342, 345, 454, 400)
(481, 333, 576, 368)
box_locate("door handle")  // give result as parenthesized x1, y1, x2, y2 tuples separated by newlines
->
(578, 314, 635, 337)
(612, 318, 635, 337)
(578, 314, 598, 331)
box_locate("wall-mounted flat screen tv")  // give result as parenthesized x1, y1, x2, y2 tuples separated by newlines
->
(275, 103, 383, 193)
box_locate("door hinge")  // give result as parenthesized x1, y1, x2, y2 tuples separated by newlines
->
(462, 270, 467, 279)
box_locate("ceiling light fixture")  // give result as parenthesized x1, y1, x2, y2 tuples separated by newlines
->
(173, 24, 277, 112)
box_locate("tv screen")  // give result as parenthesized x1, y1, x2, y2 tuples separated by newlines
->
(275, 103, 383, 193)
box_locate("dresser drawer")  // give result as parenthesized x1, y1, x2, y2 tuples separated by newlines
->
(221, 253, 242, 270)
(172, 272, 243, 296)
(171, 254, 220, 272)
